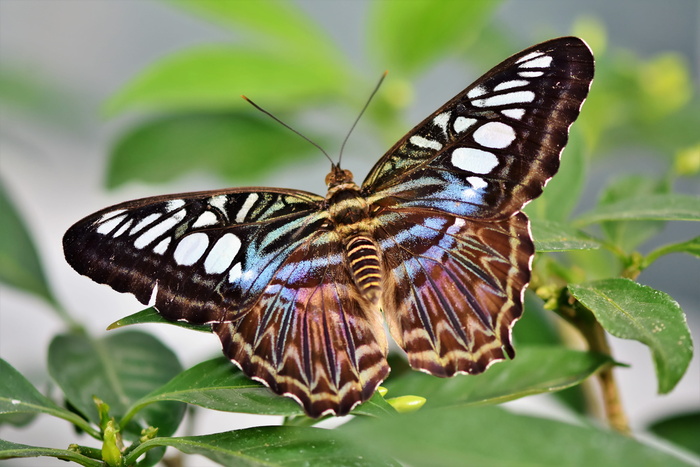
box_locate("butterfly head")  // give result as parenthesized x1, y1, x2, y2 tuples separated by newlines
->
(325, 164, 355, 189)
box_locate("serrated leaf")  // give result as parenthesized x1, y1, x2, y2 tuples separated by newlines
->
(574, 194, 700, 225)
(0, 179, 56, 305)
(338, 406, 693, 467)
(105, 46, 349, 116)
(48, 331, 185, 438)
(126, 357, 394, 420)
(107, 112, 322, 188)
(368, 0, 501, 74)
(384, 347, 611, 408)
(0, 359, 95, 436)
(108, 307, 211, 333)
(531, 219, 601, 252)
(569, 278, 693, 393)
(0, 439, 102, 466)
(648, 411, 700, 455)
(125, 426, 399, 467)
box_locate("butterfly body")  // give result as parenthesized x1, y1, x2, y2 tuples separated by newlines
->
(64, 37, 594, 417)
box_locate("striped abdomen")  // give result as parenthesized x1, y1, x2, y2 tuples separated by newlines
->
(345, 235, 382, 304)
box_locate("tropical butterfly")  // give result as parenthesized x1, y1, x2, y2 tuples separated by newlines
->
(64, 37, 594, 418)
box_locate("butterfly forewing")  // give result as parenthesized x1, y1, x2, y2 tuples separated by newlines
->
(63, 37, 594, 418)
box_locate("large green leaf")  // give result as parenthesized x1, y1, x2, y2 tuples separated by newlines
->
(125, 426, 399, 467)
(47, 331, 185, 438)
(105, 46, 349, 116)
(0, 359, 97, 437)
(368, 0, 501, 75)
(531, 219, 601, 252)
(0, 439, 102, 467)
(574, 194, 700, 225)
(107, 112, 323, 188)
(384, 347, 611, 408)
(648, 411, 700, 456)
(0, 179, 56, 305)
(125, 357, 395, 421)
(569, 278, 693, 393)
(338, 406, 693, 467)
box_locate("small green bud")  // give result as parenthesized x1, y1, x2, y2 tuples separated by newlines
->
(386, 395, 426, 413)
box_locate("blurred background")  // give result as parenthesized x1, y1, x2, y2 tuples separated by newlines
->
(1, 1, 698, 465)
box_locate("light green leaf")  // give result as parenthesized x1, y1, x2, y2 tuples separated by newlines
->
(125, 426, 399, 467)
(0, 439, 102, 467)
(569, 278, 693, 393)
(368, 0, 501, 74)
(574, 194, 700, 225)
(384, 347, 611, 408)
(48, 331, 185, 438)
(106, 113, 323, 188)
(340, 406, 693, 467)
(108, 307, 211, 333)
(646, 236, 700, 265)
(105, 46, 349, 116)
(532, 219, 601, 252)
(0, 359, 97, 437)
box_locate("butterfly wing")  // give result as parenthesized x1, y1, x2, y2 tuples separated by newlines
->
(364, 37, 594, 375)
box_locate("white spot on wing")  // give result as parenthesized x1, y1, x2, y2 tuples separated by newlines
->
(451, 147, 499, 174)
(473, 91, 535, 108)
(166, 199, 185, 212)
(467, 86, 486, 99)
(519, 71, 544, 78)
(96, 214, 127, 235)
(174, 232, 209, 266)
(228, 263, 242, 283)
(520, 55, 552, 68)
(130, 213, 162, 235)
(494, 80, 529, 92)
(193, 211, 218, 228)
(153, 237, 171, 255)
(502, 108, 526, 120)
(134, 210, 186, 249)
(516, 51, 543, 64)
(409, 135, 443, 151)
(473, 122, 516, 149)
(433, 112, 451, 136)
(113, 219, 133, 237)
(98, 209, 126, 223)
(235, 193, 259, 223)
(467, 176, 488, 190)
(204, 233, 241, 274)
(209, 195, 228, 213)
(453, 117, 476, 133)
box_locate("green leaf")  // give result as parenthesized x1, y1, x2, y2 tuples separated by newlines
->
(107, 113, 322, 188)
(338, 406, 693, 467)
(512, 292, 563, 347)
(368, 0, 501, 75)
(384, 347, 611, 408)
(646, 236, 700, 265)
(531, 219, 601, 252)
(108, 307, 211, 333)
(125, 426, 399, 467)
(598, 175, 670, 251)
(48, 331, 185, 438)
(0, 359, 97, 437)
(0, 179, 56, 305)
(574, 194, 700, 225)
(526, 128, 588, 223)
(568, 278, 693, 393)
(126, 357, 395, 420)
(104, 46, 349, 116)
(0, 439, 102, 467)
(165, 0, 339, 63)
(648, 411, 700, 456)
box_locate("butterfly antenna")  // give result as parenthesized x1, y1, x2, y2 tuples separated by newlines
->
(338, 70, 388, 167)
(242, 95, 334, 166)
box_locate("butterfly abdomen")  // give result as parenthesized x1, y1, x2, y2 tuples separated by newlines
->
(345, 235, 382, 304)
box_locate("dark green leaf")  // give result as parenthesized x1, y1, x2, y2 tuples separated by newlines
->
(338, 406, 693, 467)
(108, 307, 211, 333)
(0, 179, 56, 305)
(512, 292, 562, 347)
(574, 194, 700, 225)
(368, 0, 501, 74)
(0, 359, 96, 436)
(569, 279, 693, 393)
(598, 175, 669, 251)
(531, 219, 601, 252)
(48, 331, 185, 438)
(127, 426, 399, 467)
(107, 113, 322, 188)
(384, 347, 611, 408)
(0, 439, 102, 467)
(127, 357, 394, 419)
(648, 411, 700, 455)
(104, 46, 349, 116)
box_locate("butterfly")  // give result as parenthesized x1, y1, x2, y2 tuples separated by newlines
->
(63, 37, 594, 418)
